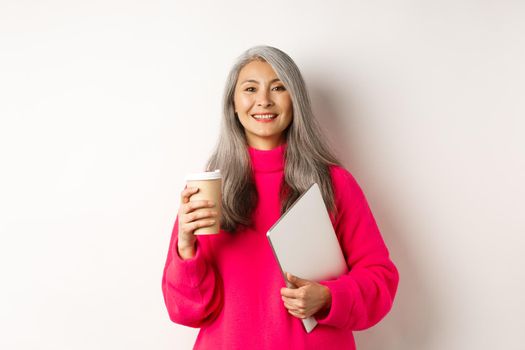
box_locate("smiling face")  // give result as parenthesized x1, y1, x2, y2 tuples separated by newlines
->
(233, 60, 293, 150)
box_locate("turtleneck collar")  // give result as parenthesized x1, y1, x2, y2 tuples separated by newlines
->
(248, 143, 286, 173)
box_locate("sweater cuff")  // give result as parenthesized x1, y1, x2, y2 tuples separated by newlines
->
(165, 238, 208, 289)
(315, 278, 356, 328)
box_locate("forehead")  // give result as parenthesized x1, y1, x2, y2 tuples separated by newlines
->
(237, 60, 280, 82)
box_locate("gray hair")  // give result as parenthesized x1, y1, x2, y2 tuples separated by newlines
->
(207, 45, 341, 232)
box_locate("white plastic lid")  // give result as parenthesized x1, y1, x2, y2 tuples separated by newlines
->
(185, 169, 221, 181)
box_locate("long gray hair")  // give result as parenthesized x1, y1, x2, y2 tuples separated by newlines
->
(207, 45, 341, 232)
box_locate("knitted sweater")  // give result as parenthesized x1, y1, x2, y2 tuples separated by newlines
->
(162, 143, 399, 349)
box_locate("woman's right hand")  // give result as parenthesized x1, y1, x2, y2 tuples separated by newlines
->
(177, 187, 217, 259)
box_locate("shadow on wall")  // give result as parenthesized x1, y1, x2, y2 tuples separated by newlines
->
(309, 80, 441, 350)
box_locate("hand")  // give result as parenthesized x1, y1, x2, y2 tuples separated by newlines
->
(177, 186, 217, 259)
(280, 272, 332, 320)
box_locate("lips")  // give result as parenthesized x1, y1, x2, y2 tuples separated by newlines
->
(251, 113, 278, 121)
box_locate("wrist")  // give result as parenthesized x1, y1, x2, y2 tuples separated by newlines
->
(315, 285, 332, 319)
(177, 239, 196, 260)
(322, 285, 332, 311)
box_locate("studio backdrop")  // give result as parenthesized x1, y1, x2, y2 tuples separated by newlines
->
(1, 1, 524, 349)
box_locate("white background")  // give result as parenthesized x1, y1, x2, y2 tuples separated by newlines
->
(1, 1, 524, 349)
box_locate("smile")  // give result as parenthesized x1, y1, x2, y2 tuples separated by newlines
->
(252, 114, 278, 121)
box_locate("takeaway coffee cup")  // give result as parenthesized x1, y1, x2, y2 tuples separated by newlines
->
(185, 169, 222, 235)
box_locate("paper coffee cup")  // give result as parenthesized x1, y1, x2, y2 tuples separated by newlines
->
(185, 170, 222, 235)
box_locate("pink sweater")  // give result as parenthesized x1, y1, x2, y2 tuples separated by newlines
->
(162, 144, 399, 349)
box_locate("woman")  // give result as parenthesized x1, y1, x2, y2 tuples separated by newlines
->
(162, 45, 399, 349)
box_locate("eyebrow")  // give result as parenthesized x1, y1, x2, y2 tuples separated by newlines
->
(239, 78, 282, 85)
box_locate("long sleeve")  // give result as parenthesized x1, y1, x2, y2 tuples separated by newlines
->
(315, 167, 399, 330)
(161, 217, 224, 328)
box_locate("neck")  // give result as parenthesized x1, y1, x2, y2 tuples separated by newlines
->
(245, 135, 285, 150)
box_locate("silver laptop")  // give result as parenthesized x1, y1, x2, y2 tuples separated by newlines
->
(267, 183, 348, 333)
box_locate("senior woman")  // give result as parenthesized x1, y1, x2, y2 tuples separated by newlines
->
(162, 45, 399, 349)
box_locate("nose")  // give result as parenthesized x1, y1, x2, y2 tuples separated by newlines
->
(256, 89, 274, 107)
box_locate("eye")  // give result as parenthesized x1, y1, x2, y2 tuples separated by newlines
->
(244, 87, 256, 92)
(272, 85, 286, 91)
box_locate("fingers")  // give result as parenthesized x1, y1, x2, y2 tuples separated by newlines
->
(283, 301, 308, 319)
(181, 218, 217, 232)
(282, 298, 300, 313)
(181, 209, 218, 224)
(280, 287, 303, 299)
(181, 199, 216, 215)
(178, 186, 218, 237)
(281, 285, 313, 319)
(282, 296, 305, 310)
(286, 272, 294, 282)
(180, 186, 199, 204)
(286, 272, 310, 287)
(282, 295, 312, 319)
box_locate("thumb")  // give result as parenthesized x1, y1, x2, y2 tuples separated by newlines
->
(286, 272, 310, 287)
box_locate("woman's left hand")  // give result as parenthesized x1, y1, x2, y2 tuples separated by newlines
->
(280, 272, 332, 319)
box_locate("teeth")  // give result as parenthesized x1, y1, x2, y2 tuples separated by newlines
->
(253, 114, 277, 119)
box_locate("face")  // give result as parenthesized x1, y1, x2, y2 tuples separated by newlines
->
(233, 60, 293, 150)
